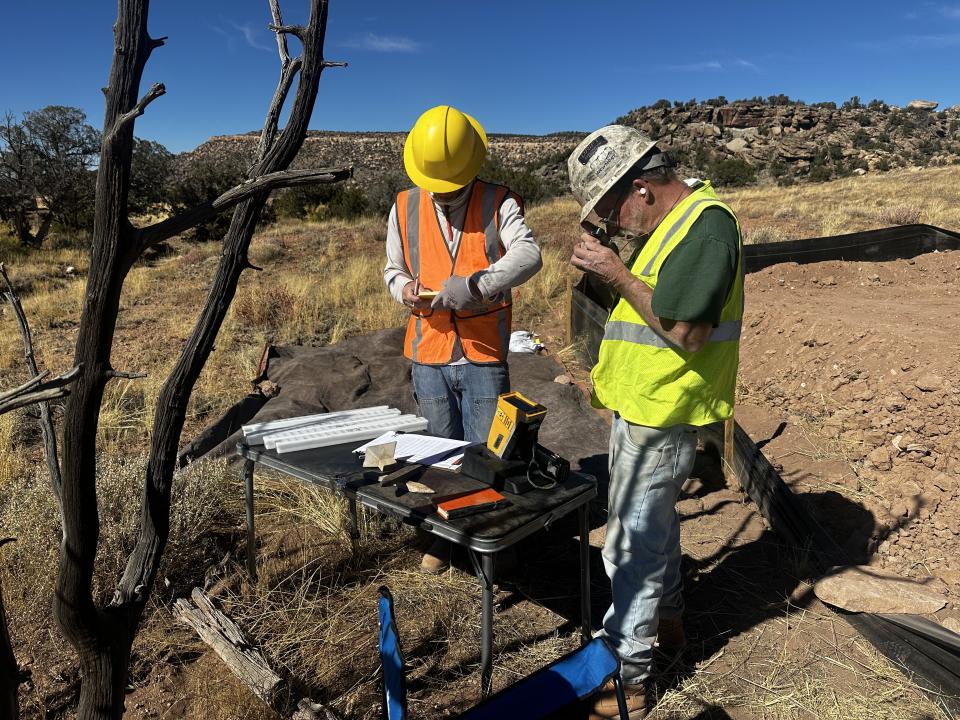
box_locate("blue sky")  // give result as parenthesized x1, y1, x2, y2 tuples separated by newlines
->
(1, 1, 959, 153)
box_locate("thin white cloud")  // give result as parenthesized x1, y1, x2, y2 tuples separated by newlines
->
(942, 4, 960, 18)
(342, 32, 421, 53)
(858, 31, 960, 50)
(734, 59, 760, 72)
(662, 60, 722, 72)
(903, 32, 960, 47)
(229, 21, 274, 52)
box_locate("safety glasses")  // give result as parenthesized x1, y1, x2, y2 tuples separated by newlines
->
(596, 179, 634, 231)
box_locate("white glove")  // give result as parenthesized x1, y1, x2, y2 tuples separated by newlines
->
(430, 274, 483, 311)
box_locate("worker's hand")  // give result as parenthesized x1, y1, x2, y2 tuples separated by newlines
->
(571, 234, 631, 290)
(402, 280, 432, 310)
(431, 274, 483, 311)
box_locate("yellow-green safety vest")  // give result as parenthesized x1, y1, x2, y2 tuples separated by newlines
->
(591, 181, 744, 428)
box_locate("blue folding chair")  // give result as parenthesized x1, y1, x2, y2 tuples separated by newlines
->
(377, 586, 629, 720)
(378, 587, 408, 720)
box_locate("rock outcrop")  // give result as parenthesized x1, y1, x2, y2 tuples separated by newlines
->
(182, 97, 960, 190)
(616, 98, 960, 183)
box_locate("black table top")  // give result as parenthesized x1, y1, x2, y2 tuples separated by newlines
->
(238, 440, 596, 552)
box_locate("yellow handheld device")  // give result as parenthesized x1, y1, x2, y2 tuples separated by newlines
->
(486, 391, 547, 460)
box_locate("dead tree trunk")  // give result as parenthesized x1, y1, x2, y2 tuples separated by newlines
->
(0, 538, 21, 720)
(53, 1, 347, 717)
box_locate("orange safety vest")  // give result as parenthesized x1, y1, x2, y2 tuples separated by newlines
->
(397, 181, 517, 365)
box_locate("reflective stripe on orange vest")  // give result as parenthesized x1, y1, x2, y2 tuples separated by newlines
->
(397, 181, 514, 365)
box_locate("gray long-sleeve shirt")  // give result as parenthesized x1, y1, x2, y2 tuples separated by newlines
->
(383, 182, 543, 304)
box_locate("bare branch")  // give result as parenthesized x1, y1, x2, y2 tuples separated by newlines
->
(0, 367, 79, 414)
(322, 60, 347, 68)
(268, 0, 290, 65)
(1, 263, 42, 374)
(0, 370, 51, 404)
(113, 82, 166, 136)
(1, 263, 71, 504)
(258, 53, 302, 157)
(0, 385, 72, 415)
(268, 23, 306, 40)
(136, 166, 352, 249)
(106, 369, 147, 380)
(149, 35, 168, 49)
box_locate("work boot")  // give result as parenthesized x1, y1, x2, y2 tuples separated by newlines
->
(656, 615, 686, 660)
(419, 538, 451, 575)
(588, 679, 651, 720)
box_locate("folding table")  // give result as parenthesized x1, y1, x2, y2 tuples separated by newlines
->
(236, 440, 597, 695)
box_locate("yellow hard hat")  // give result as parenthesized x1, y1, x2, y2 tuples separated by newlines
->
(403, 105, 488, 193)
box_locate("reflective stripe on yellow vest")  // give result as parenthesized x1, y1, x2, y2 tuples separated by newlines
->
(397, 181, 514, 365)
(590, 181, 744, 427)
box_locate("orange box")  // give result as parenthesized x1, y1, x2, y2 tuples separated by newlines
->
(434, 488, 508, 519)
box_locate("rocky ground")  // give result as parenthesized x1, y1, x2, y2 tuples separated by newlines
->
(738, 248, 960, 601)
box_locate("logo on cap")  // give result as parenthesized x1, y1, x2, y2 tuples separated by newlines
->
(577, 136, 608, 165)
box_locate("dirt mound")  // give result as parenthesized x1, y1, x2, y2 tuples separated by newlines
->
(739, 248, 960, 591)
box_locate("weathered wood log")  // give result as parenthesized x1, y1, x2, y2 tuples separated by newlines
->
(174, 588, 343, 720)
(173, 588, 283, 705)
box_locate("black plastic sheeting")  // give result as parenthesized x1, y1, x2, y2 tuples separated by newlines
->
(743, 222, 960, 273)
(571, 223, 960, 715)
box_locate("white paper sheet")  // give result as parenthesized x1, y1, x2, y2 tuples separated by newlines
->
(354, 432, 476, 467)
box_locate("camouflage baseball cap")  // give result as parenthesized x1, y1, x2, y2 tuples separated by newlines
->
(567, 125, 657, 222)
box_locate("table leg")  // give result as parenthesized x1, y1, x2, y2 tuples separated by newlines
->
(347, 498, 361, 557)
(243, 458, 257, 584)
(476, 551, 495, 697)
(579, 504, 591, 644)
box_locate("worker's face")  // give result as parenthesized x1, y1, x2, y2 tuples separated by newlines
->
(595, 180, 641, 237)
(430, 185, 469, 205)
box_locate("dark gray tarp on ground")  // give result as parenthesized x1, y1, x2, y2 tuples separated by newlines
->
(180, 327, 611, 484)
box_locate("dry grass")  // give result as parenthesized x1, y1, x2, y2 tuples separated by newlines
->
(0, 454, 235, 627)
(724, 165, 960, 240)
(654, 610, 946, 720)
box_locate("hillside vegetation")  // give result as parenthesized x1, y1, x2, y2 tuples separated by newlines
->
(180, 95, 960, 221)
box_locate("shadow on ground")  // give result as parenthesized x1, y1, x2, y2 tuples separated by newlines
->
(494, 428, 886, 718)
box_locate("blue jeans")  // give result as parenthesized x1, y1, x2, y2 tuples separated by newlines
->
(411, 362, 509, 443)
(600, 414, 698, 684)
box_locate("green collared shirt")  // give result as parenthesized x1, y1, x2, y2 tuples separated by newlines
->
(651, 207, 740, 326)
